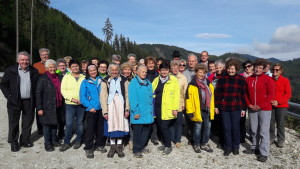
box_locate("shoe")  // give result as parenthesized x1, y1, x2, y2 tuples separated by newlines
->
(175, 142, 182, 148)
(115, 144, 125, 157)
(158, 145, 165, 151)
(193, 145, 201, 153)
(107, 145, 116, 158)
(152, 140, 159, 146)
(20, 142, 34, 148)
(85, 149, 94, 159)
(11, 144, 20, 152)
(45, 144, 55, 152)
(73, 142, 82, 149)
(276, 141, 284, 148)
(53, 141, 62, 147)
(162, 147, 172, 155)
(217, 144, 224, 149)
(141, 148, 150, 154)
(200, 143, 213, 153)
(242, 149, 260, 155)
(59, 144, 71, 152)
(95, 146, 107, 153)
(133, 152, 143, 158)
(257, 155, 268, 162)
(223, 149, 231, 156)
(233, 149, 239, 155)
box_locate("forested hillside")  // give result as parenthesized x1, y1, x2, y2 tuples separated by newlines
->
(0, 0, 151, 71)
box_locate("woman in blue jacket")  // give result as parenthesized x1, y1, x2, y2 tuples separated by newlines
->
(80, 64, 107, 158)
(129, 65, 154, 158)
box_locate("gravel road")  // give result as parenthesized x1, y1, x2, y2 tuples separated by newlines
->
(0, 92, 299, 169)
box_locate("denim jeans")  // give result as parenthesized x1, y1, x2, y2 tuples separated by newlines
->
(43, 124, 57, 145)
(170, 112, 183, 143)
(193, 110, 211, 146)
(64, 104, 85, 144)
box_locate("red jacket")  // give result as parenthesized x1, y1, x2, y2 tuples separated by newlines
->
(273, 76, 291, 108)
(245, 73, 275, 111)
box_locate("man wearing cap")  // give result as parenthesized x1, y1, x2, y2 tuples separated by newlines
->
(172, 50, 181, 61)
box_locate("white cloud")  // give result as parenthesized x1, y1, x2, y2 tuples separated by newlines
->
(195, 33, 231, 39)
(254, 24, 300, 54)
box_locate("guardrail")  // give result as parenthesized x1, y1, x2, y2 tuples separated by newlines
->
(288, 102, 300, 119)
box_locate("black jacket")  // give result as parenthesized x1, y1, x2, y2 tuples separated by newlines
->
(0, 64, 39, 108)
(147, 69, 159, 83)
(35, 73, 63, 125)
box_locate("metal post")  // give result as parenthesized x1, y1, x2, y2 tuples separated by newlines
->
(16, 0, 19, 61)
(30, 0, 34, 64)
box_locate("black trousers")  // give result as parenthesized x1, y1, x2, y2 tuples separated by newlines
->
(57, 105, 66, 139)
(240, 115, 246, 142)
(156, 117, 174, 147)
(132, 124, 151, 153)
(270, 108, 287, 143)
(7, 99, 34, 145)
(84, 110, 106, 150)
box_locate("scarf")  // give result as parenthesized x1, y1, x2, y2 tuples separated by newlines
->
(46, 71, 63, 108)
(195, 77, 211, 109)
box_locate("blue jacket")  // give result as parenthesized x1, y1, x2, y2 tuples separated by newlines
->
(128, 76, 154, 124)
(80, 77, 102, 111)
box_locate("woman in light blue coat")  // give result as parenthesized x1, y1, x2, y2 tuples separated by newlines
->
(129, 65, 154, 158)
(80, 64, 107, 158)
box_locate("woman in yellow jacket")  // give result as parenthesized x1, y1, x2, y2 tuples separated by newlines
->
(186, 65, 215, 153)
(152, 61, 180, 155)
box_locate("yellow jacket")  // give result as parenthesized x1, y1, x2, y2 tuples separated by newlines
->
(152, 75, 180, 120)
(186, 78, 215, 122)
(61, 73, 85, 105)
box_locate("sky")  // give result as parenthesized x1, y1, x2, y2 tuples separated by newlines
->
(50, 0, 300, 60)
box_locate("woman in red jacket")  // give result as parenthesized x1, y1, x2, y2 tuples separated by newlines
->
(270, 63, 291, 148)
(243, 58, 275, 163)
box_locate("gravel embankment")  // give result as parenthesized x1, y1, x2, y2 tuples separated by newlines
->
(0, 92, 299, 169)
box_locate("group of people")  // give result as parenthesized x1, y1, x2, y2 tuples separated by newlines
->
(0, 49, 291, 163)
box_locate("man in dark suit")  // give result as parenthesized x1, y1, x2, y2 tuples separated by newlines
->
(0, 51, 39, 152)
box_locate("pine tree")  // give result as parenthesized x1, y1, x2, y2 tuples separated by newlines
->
(102, 18, 113, 44)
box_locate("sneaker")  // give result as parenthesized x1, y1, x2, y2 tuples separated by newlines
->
(175, 142, 182, 148)
(162, 147, 172, 155)
(257, 155, 268, 162)
(85, 149, 94, 159)
(193, 145, 201, 153)
(233, 149, 239, 155)
(152, 140, 159, 146)
(223, 149, 231, 156)
(59, 144, 71, 152)
(242, 149, 260, 155)
(141, 148, 150, 154)
(200, 143, 213, 153)
(73, 142, 82, 149)
(133, 152, 143, 158)
(276, 141, 284, 148)
(45, 144, 55, 152)
(158, 145, 165, 151)
(95, 146, 107, 153)
(107, 145, 116, 158)
(53, 141, 62, 147)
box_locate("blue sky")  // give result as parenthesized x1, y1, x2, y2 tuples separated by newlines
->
(50, 0, 300, 60)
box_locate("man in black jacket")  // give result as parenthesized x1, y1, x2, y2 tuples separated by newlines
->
(0, 51, 39, 152)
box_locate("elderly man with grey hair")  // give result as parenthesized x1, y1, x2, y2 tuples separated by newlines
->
(0, 51, 39, 152)
(111, 54, 122, 65)
(183, 53, 198, 83)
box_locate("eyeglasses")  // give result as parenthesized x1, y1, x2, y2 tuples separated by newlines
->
(272, 69, 281, 71)
(245, 65, 252, 68)
(179, 64, 186, 67)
